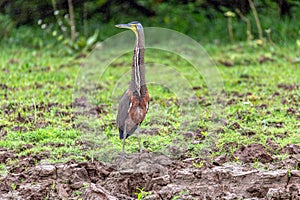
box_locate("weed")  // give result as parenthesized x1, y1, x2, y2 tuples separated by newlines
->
(135, 187, 151, 200)
(11, 182, 17, 191)
(51, 181, 55, 190)
(192, 160, 205, 168)
(0, 164, 7, 177)
(73, 190, 83, 196)
(172, 190, 190, 200)
(287, 168, 292, 178)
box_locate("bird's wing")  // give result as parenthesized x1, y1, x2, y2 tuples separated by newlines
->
(116, 90, 138, 139)
(117, 90, 131, 129)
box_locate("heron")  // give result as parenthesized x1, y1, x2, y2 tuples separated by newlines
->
(115, 21, 149, 153)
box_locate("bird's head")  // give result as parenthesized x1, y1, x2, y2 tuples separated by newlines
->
(115, 21, 143, 37)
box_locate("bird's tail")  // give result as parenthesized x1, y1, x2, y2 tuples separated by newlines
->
(119, 128, 129, 139)
(119, 128, 125, 139)
(119, 126, 137, 139)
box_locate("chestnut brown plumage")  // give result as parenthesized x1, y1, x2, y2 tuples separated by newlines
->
(115, 22, 149, 153)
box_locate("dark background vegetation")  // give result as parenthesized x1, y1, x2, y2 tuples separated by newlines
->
(0, 0, 300, 52)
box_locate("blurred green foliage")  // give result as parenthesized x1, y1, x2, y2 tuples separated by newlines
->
(0, 14, 14, 39)
(0, 0, 299, 51)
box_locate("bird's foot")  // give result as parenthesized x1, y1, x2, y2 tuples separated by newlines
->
(120, 151, 129, 159)
(115, 151, 129, 167)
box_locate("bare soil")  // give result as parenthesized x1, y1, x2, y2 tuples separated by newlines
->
(1, 145, 300, 200)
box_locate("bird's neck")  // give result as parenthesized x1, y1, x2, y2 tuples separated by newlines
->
(130, 33, 146, 96)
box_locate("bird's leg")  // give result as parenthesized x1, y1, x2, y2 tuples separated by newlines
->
(122, 125, 127, 153)
(137, 125, 142, 153)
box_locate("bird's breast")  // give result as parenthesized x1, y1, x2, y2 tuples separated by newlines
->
(129, 93, 149, 124)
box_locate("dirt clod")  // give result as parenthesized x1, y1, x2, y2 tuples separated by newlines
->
(83, 183, 118, 200)
(1, 151, 300, 199)
(281, 144, 300, 155)
(278, 83, 299, 91)
(234, 143, 273, 163)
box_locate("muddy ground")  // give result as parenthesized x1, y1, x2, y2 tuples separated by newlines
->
(0, 144, 300, 200)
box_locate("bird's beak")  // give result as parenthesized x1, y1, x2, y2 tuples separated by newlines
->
(115, 24, 132, 29)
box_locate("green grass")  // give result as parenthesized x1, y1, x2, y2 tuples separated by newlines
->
(0, 40, 299, 167)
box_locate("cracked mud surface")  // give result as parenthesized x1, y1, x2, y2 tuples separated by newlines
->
(1, 146, 300, 200)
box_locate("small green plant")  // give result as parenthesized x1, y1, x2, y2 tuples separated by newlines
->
(234, 157, 240, 162)
(134, 187, 151, 200)
(265, 28, 275, 45)
(51, 181, 55, 190)
(252, 159, 265, 170)
(11, 182, 17, 191)
(180, 190, 190, 195)
(224, 11, 236, 42)
(73, 190, 83, 196)
(0, 164, 7, 177)
(172, 196, 180, 200)
(192, 160, 205, 168)
(172, 190, 190, 200)
(287, 168, 292, 178)
(82, 182, 89, 188)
